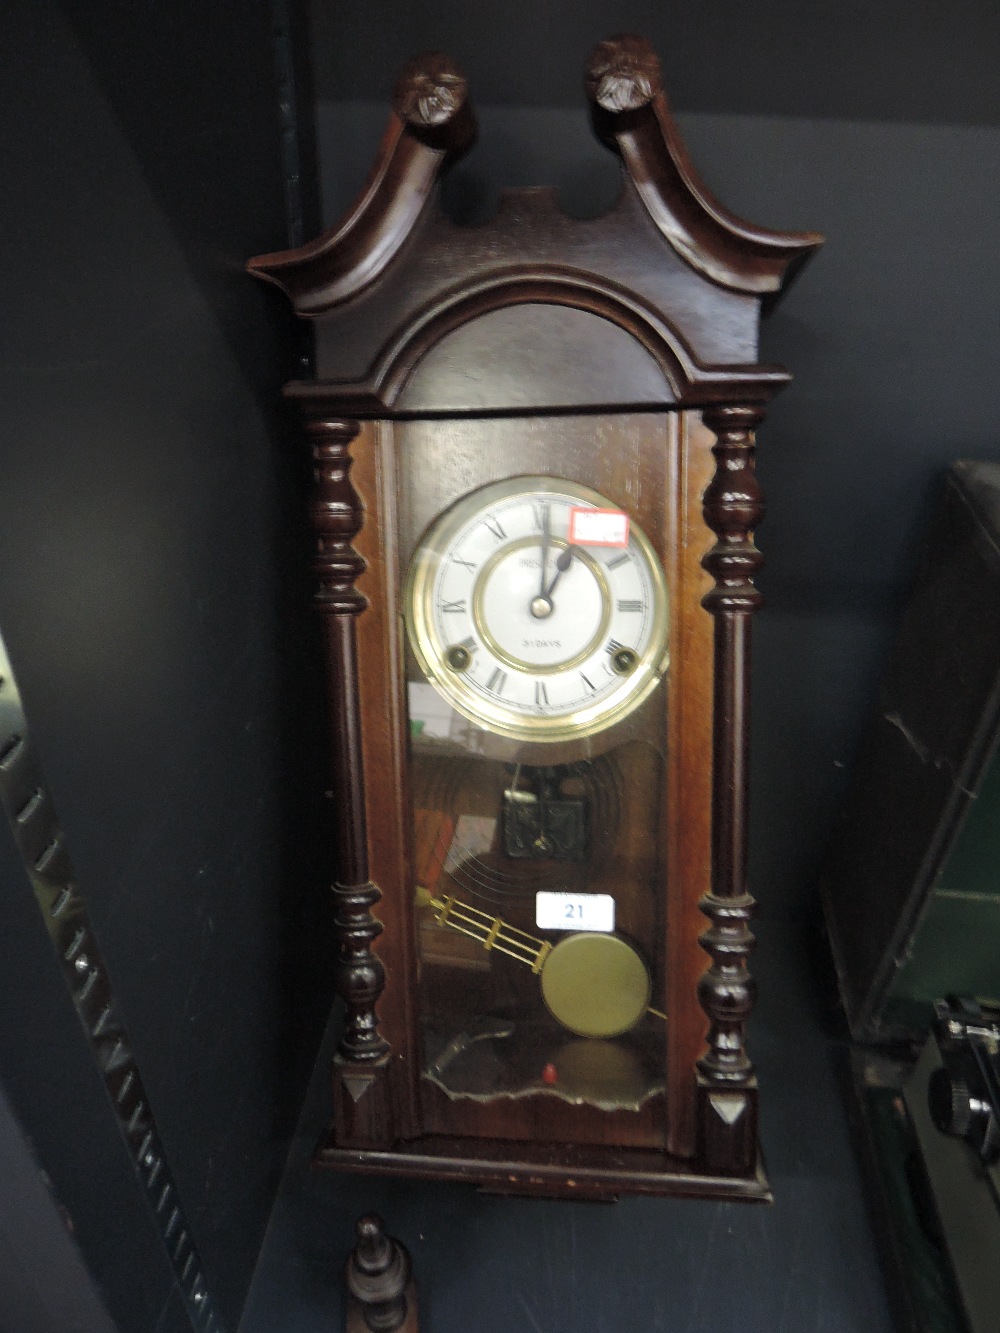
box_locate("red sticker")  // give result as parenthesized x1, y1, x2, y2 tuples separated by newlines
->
(568, 507, 630, 548)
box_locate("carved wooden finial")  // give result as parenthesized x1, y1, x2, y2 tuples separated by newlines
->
(584, 34, 662, 113)
(394, 52, 468, 129)
(346, 1215, 414, 1333)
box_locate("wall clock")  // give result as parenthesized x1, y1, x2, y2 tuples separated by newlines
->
(249, 35, 822, 1200)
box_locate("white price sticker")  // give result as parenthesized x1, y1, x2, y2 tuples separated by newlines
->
(568, 507, 630, 548)
(535, 891, 616, 934)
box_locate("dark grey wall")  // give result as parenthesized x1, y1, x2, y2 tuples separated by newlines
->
(0, 1, 332, 1327)
(0, 1063, 118, 1333)
(309, 0, 1000, 126)
(309, 4, 1000, 918)
(0, 813, 189, 1333)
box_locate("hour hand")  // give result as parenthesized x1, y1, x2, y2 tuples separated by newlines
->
(530, 544, 575, 619)
(543, 545, 576, 600)
(538, 503, 550, 600)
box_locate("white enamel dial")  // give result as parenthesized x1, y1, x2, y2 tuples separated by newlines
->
(404, 476, 669, 741)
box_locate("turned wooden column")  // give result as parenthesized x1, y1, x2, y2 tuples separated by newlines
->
(696, 403, 765, 1174)
(307, 418, 389, 1068)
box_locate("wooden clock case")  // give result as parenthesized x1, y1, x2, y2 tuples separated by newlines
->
(249, 35, 822, 1202)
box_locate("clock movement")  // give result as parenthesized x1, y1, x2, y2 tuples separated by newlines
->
(249, 35, 822, 1200)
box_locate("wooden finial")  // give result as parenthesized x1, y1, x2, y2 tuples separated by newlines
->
(345, 1215, 415, 1332)
(392, 52, 475, 154)
(393, 52, 467, 127)
(584, 34, 662, 113)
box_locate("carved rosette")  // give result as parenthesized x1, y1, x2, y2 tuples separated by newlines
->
(698, 404, 765, 1090)
(584, 33, 662, 113)
(393, 52, 468, 128)
(307, 419, 389, 1065)
(391, 52, 475, 155)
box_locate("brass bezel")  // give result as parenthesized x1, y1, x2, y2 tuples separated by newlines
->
(404, 475, 670, 743)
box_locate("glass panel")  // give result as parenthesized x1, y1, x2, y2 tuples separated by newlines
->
(397, 417, 670, 1118)
(409, 735, 665, 1110)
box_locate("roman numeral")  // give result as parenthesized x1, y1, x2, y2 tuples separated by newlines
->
(606, 638, 626, 655)
(452, 554, 476, 571)
(440, 599, 466, 614)
(534, 680, 549, 707)
(484, 516, 506, 542)
(458, 636, 476, 651)
(487, 667, 508, 695)
(617, 599, 642, 613)
(580, 672, 596, 695)
(607, 552, 631, 570)
(531, 502, 547, 532)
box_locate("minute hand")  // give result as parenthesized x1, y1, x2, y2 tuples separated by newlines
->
(543, 545, 577, 600)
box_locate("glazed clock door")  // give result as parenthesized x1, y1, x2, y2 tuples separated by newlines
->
(396, 412, 677, 1148)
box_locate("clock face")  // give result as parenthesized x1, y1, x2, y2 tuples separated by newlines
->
(404, 476, 669, 742)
